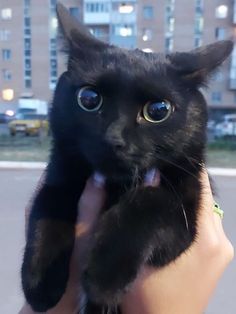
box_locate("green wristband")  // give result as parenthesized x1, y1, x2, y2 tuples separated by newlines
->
(213, 202, 224, 219)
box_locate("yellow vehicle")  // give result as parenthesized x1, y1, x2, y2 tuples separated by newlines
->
(8, 113, 49, 136)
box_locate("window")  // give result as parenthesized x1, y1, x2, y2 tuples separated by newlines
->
(24, 17, 31, 27)
(142, 29, 152, 41)
(85, 2, 109, 13)
(2, 88, 14, 101)
(25, 59, 31, 69)
(119, 3, 134, 14)
(24, 0, 30, 7)
(25, 79, 32, 88)
(1, 8, 12, 20)
(215, 5, 228, 18)
(113, 25, 133, 37)
(166, 16, 175, 32)
(24, 28, 31, 36)
(211, 92, 222, 104)
(2, 49, 11, 60)
(24, 38, 31, 50)
(215, 27, 225, 40)
(50, 38, 56, 50)
(2, 69, 11, 81)
(50, 50, 57, 57)
(195, 0, 203, 13)
(24, 50, 31, 57)
(194, 37, 202, 48)
(0, 30, 10, 41)
(143, 6, 154, 19)
(195, 16, 204, 34)
(25, 70, 31, 77)
(50, 59, 57, 69)
(69, 7, 79, 19)
(165, 37, 174, 52)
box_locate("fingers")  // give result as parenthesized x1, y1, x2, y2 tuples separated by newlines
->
(76, 172, 106, 236)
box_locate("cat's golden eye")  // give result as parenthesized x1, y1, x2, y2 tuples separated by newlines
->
(77, 86, 103, 112)
(142, 100, 173, 123)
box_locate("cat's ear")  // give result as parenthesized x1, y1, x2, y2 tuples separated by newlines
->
(56, 3, 106, 54)
(168, 40, 233, 87)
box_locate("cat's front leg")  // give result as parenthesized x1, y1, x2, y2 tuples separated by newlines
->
(83, 184, 198, 306)
(22, 157, 90, 312)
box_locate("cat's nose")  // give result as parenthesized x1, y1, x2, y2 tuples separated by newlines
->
(105, 133, 126, 151)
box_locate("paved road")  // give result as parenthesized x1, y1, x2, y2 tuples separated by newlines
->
(0, 169, 235, 314)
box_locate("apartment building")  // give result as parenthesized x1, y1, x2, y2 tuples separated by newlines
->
(0, 0, 235, 118)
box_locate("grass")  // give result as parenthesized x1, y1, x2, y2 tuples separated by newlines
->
(0, 135, 235, 168)
(0, 135, 50, 162)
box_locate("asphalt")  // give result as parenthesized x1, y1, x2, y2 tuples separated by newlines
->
(0, 169, 235, 314)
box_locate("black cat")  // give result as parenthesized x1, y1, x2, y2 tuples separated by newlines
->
(21, 3, 233, 313)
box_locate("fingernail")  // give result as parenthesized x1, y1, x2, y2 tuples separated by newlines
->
(92, 172, 105, 188)
(144, 168, 160, 186)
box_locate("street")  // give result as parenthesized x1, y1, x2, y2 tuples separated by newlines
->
(0, 169, 235, 314)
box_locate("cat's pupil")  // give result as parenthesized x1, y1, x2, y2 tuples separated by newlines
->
(77, 86, 102, 111)
(143, 100, 172, 123)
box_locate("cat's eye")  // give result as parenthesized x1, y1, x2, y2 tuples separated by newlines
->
(142, 100, 173, 123)
(77, 86, 103, 112)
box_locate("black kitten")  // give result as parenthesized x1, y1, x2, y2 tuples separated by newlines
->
(21, 3, 233, 313)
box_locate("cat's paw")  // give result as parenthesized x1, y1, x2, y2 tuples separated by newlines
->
(22, 252, 70, 312)
(82, 254, 138, 305)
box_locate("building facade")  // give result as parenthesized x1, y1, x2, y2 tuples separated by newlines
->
(0, 0, 235, 117)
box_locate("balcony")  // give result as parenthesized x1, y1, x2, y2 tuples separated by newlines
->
(84, 12, 110, 24)
(234, 0, 236, 24)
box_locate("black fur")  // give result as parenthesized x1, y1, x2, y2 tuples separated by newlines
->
(21, 3, 233, 313)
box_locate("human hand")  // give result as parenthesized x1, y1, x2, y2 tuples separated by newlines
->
(121, 169, 234, 314)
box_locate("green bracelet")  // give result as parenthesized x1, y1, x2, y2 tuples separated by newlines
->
(213, 202, 224, 219)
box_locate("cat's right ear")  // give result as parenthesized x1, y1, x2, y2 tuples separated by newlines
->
(56, 3, 107, 54)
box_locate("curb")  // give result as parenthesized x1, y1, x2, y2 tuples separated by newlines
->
(0, 161, 46, 169)
(0, 161, 236, 176)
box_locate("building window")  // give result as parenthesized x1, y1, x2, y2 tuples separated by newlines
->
(25, 79, 32, 89)
(215, 5, 228, 18)
(215, 27, 225, 40)
(119, 3, 134, 14)
(25, 70, 31, 77)
(69, 7, 79, 19)
(143, 6, 154, 19)
(142, 29, 152, 41)
(2, 69, 12, 81)
(0, 30, 10, 41)
(165, 37, 174, 52)
(25, 59, 31, 69)
(85, 2, 109, 13)
(24, 38, 31, 49)
(2, 88, 14, 101)
(194, 37, 202, 48)
(166, 16, 175, 32)
(211, 92, 222, 104)
(195, 16, 204, 34)
(1, 8, 12, 20)
(2, 49, 11, 60)
(113, 25, 133, 37)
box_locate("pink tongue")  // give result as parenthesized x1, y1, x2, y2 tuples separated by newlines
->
(144, 168, 161, 187)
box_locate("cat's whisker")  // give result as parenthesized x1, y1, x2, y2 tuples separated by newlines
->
(160, 172, 189, 231)
(156, 155, 199, 181)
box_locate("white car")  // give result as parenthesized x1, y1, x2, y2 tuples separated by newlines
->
(215, 114, 236, 138)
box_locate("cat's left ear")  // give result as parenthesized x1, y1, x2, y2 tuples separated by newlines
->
(56, 3, 107, 53)
(168, 40, 233, 87)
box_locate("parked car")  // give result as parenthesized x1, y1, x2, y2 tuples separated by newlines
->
(215, 114, 236, 138)
(0, 112, 14, 124)
(8, 113, 49, 136)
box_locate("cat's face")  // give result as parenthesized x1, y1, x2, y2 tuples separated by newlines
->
(51, 4, 233, 179)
